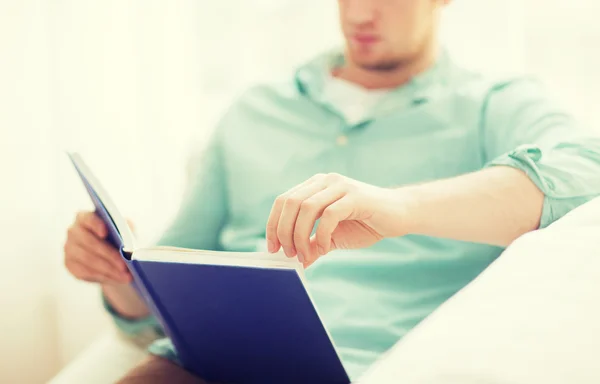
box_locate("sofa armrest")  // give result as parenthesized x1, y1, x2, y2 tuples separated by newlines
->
(48, 330, 147, 384)
(357, 196, 600, 384)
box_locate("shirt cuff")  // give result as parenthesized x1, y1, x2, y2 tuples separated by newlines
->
(148, 338, 181, 365)
(102, 293, 163, 336)
(486, 144, 599, 228)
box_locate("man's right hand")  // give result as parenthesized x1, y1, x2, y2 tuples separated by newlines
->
(64, 211, 132, 284)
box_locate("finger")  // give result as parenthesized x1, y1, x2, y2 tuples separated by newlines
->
(277, 182, 328, 260)
(67, 237, 130, 282)
(266, 175, 323, 253)
(76, 211, 108, 239)
(69, 225, 128, 272)
(315, 197, 354, 256)
(66, 244, 131, 284)
(303, 236, 321, 269)
(73, 244, 130, 283)
(65, 221, 129, 283)
(293, 186, 346, 262)
(65, 259, 103, 283)
(69, 260, 132, 284)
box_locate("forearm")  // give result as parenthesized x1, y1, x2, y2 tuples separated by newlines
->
(401, 166, 544, 247)
(102, 283, 150, 319)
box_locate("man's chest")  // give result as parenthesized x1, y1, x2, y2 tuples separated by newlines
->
(221, 103, 484, 225)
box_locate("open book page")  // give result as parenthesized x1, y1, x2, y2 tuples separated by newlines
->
(133, 247, 305, 279)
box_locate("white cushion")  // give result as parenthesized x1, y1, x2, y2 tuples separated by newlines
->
(358, 197, 600, 384)
(48, 331, 147, 384)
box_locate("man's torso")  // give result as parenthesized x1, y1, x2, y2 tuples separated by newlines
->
(210, 58, 506, 378)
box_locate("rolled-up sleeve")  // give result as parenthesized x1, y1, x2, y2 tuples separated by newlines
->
(102, 294, 164, 345)
(482, 78, 600, 228)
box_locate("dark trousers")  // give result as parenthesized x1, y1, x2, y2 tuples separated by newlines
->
(117, 356, 212, 384)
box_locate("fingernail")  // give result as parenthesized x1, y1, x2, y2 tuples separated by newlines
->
(297, 253, 304, 263)
(290, 247, 297, 257)
(318, 246, 326, 256)
(267, 240, 276, 253)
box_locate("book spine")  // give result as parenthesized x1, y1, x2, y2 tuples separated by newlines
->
(128, 260, 194, 366)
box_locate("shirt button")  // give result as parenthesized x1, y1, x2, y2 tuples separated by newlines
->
(336, 135, 349, 146)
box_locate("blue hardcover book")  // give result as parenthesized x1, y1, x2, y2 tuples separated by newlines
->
(68, 153, 350, 384)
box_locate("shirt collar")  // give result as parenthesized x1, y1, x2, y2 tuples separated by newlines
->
(295, 48, 453, 121)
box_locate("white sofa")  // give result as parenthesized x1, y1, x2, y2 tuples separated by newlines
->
(358, 197, 600, 384)
(47, 330, 147, 384)
(49, 197, 600, 384)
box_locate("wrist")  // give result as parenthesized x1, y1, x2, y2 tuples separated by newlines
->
(102, 283, 150, 320)
(374, 185, 422, 238)
(392, 186, 423, 236)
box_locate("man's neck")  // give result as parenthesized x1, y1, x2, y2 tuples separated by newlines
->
(334, 45, 439, 90)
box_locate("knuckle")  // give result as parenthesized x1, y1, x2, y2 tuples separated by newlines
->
(325, 172, 342, 183)
(342, 181, 355, 192)
(84, 212, 99, 229)
(89, 216, 100, 228)
(76, 211, 90, 224)
(311, 173, 327, 181)
(94, 223, 105, 235)
(274, 195, 287, 206)
(293, 231, 305, 243)
(321, 206, 336, 219)
(300, 199, 317, 212)
(285, 197, 302, 209)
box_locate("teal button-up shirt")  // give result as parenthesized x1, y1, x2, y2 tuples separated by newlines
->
(108, 51, 600, 380)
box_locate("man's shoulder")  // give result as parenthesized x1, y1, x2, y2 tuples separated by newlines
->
(211, 76, 315, 139)
(449, 64, 543, 105)
(232, 78, 304, 110)
(216, 77, 313, 131)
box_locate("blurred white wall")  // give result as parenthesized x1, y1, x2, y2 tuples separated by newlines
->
(0, 0, 599, 382)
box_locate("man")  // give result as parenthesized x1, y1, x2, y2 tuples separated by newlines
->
(64, 0, 600, 382)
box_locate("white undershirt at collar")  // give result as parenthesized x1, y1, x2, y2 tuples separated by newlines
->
(322, 75, 390, 125)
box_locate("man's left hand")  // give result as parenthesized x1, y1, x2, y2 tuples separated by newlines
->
(266, 173, 411, 267)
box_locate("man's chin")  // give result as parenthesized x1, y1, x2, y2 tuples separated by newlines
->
(347, 51, 402, 72)
(355, 59, 403, 72)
